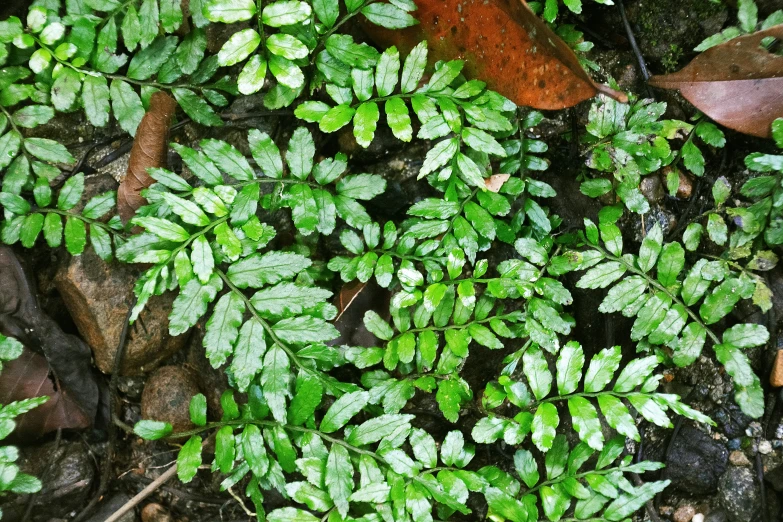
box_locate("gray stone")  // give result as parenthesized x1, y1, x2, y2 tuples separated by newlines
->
(718, 467, 759, 522)
(704, 511, 728, 522)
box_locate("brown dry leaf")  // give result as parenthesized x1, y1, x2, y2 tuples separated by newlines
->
(649, 26, 783, 138)
(485, 174, 511, 193)
(363, 0, 626, 109)
(0, 347, 92, 439)
(117, 92, 178, 224)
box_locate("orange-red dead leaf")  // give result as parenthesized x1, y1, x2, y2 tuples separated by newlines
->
(485, 174, 511, 192)
(364, 0, 626, 109)
(649, 26, 783, 138)
(117, 92, 178, 224)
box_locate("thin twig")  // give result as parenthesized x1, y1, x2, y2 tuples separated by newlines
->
(121, 473, 225, 505)
(104, 464, 178, 522)
(616, 0, 653, 97)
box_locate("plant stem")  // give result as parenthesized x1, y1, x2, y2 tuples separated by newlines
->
(588, 242, 721, 345)
(0, 104, 34, 165)
(310, 0, 376, 65)
(390, 311, 519, 338)
(524, 462, 640, 496)
(215, 268, 335, 392)
(33, 37, 225, 94)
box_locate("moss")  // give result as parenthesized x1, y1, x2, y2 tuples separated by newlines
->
(630, 0, 727, 64)
(661, 44, 684, 72)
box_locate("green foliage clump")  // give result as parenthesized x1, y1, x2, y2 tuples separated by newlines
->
(580, 92, 726, 214)
(0, 0, 780, 521)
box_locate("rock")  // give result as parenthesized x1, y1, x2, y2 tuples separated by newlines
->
(640, 174, 664, 203)
(661, 426, 728, 494)
(674, 505, 696, 522)
(705, 510, 728, 522)
(728, 450, 751, 467)
(758, 440, 773, 454)
(710, 402, 751, 439)
(764, 452, 783, 492)
(0, 440, 95, 520)
(746, 422, 763, 437)
(692, 514, 705, 522)
(676, 170, 693, 199)
(718, 467, 759, 522)
(141, 502, 173, 522)
(55, 248, 187, 375)
(85, 493, 134, 522)
(141, 366, 201, 433)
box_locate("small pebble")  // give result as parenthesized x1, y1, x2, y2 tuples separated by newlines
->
(140, 366, 201, 434)
(659, 506, 674, 517)
(676, 170, 693, 199)
(141, 503, 172, 522)
(758, 440, 773, 454)
(673, 505, 696, 522)
(692, 514, 705, 522)
(727, 439, 741, 450)
(746, 422, 762, 437)
(641, 175, 664, 202)
(729, 450, 751, 467)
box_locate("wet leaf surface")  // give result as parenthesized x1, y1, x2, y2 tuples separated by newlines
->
(649, 26, 783, 138)
(363, 0, 626, 109)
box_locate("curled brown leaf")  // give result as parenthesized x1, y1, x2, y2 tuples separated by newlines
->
(117, 91, 178, 224)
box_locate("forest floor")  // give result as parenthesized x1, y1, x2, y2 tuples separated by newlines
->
(0, 0, 782, 521)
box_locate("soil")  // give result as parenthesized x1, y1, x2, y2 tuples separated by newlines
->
(1, 0, 782, 521)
